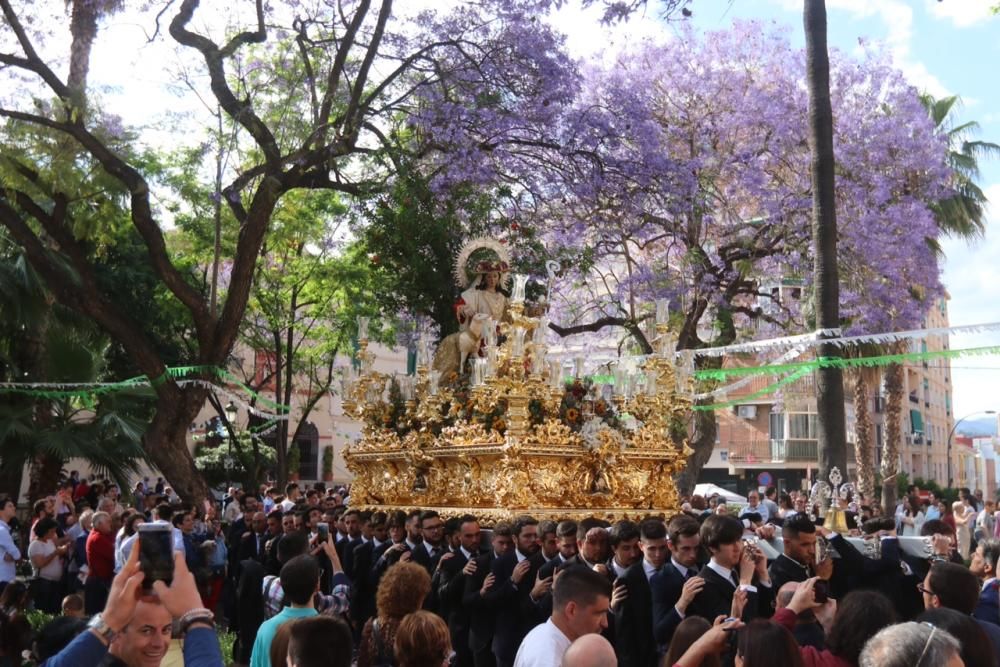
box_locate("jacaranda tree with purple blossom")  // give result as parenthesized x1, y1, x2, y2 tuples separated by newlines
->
(0, 0, 582, 503)
(543, 21, 950, 491)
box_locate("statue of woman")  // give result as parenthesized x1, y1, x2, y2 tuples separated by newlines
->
(457, 269, 508, 330)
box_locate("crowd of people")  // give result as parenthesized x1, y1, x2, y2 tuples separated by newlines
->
(0, 476, 999, 667)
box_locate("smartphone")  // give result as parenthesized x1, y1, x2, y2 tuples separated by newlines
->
(814, 579, 829, 604)
(317, 522, 329, 541)
(138, 523, 174, 589)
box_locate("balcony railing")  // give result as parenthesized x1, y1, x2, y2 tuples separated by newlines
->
(725, 438, 857, 466)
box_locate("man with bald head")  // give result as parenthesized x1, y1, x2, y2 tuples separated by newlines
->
(560, 634, 616, 667)
(776, 580, 825, 649)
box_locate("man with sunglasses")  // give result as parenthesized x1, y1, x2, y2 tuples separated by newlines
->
(920, 561, 1000, 659)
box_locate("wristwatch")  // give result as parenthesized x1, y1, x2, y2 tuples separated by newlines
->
(88, 614, 117, 644)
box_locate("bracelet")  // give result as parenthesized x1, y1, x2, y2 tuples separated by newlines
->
(177, 608, 215, 634)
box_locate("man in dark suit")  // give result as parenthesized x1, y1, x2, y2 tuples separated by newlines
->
(922, 561, 1000, 657)
(614, 518, 669, 667)
(434, 515, 483, 667)
(237, 511, 268, 564)
(971, 538, 1000, 625)
(410, 510, 448, 576)
(485, 515, 546, 667)
(464, 522, 514, 667)
(652, 514, 704, 652)
(685, 514, 773, 623)
(607, 520, 641, 580)
(537, 520, 578, 582)
(349, 511, 387, 629)
(337, 508, 364, 579)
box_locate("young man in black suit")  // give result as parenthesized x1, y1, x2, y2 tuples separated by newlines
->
(435, 515, 484, 667)
(537, 520, 578, 582)
(613, 518, 669, 667)
(485, 515, 546, 667)
(651, 514, 705, 652)
(349, 511, 387, 633)
(464, 522, 514, 667)
(685, 514, 773, 622)
(409, 510, 448, 576)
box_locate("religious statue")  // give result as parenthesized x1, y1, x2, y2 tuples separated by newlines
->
(433, 238, 511, 377)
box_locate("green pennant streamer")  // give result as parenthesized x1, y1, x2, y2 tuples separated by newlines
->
(693, 345, 1000, 381)
(0, 365, 292, 414)
(691, 368, 813, 411)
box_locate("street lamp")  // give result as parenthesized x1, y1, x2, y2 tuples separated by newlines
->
(224, 401, 238, 490)
(947, 409, 996, 488)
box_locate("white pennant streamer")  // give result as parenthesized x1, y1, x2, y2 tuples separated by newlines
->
(175, 379, 290, 421)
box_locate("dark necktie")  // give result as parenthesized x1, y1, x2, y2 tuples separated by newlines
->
(730, 571, 740, 588)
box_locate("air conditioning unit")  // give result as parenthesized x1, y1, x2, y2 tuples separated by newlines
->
(736, 405, 758, 419)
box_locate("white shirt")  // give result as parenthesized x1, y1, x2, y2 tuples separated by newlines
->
(611, 558, 628, 579)
(515, 548, 529, 564)
(707, 558, 758, 593)
(120, 533, 139, 569)
(671, 558, 693, 579)
(744, 502, 769, 523)
(28, 539, 63, 581)
(513, 618, 572, 667)
(0, 519, 20, 583)
(280, 499, 296, 513)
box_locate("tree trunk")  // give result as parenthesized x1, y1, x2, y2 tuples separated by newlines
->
(853, 374, 876, 502)
(675, 408, 718, 497)
(145, 385, 213, 503)
(881, 361, 904, 514)
(804, 0, 848, 485)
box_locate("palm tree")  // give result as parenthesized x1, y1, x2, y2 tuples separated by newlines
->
(0, 237, 150, 501)
(872, 96, 997, 511)
(921, 94, 1000, 244)
(804, 0, 849, 483)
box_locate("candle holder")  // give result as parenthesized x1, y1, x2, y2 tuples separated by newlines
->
(357, 316, 370, 342)
(511, 274, 529, 303)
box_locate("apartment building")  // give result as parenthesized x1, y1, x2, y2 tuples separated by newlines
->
(701, 289, 954, 496)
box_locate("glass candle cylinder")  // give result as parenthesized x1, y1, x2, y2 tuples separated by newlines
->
(428, 370, 441, 395)
(357, 316, 370, 341)
(613, 367, 627, 396)
(416, 334, 432, 368)
(511, 274, 529, 303)
(657, 332, 674, 357)
(645, 372, 658, 396)
(534, 317, 548, 344)
(486, 347, 499, 377)
(655, 299, 670, 326)
(574, 356, 585, 378)
(549, 360, 563, 388)
(532, 348, 546, 376)
(471, 358, 487, 386)
(484, 317, 497, 348)
(512, 327, 526, 357)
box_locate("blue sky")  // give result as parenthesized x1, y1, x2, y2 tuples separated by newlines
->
(555, 0, 1000, 423)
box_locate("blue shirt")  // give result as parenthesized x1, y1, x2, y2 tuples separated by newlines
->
(0, 519, 21, 583)
(43, 625, 222, 667)
(250, 606, 317, 667)
(925, 506, 941, 521)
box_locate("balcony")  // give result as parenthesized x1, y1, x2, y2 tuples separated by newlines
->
(726, 438, 837, 465)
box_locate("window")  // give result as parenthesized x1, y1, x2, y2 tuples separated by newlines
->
(769, 412, 785, 440)
(788, 414, 817, 439)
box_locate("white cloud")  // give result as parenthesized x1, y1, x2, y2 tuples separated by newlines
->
(941, 182, 1000, 417)
(926, 0, 997, 28)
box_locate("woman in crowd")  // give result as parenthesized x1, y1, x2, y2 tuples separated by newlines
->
(395, 610, 452, 667)
(778, 578, 897, 667)
(954, 500, 973, 560)
(663, 617, 720, 667)
(358, 562, 431, 667)
(28, 517, 69, 613)
(900, 495, 925, 537)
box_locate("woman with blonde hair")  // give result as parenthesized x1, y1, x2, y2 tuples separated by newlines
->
(395, 611, 452, 667)
(357, 561, 431, 667)
(954, 499, 973, 560)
